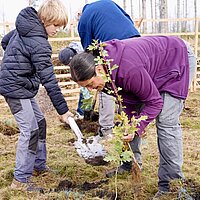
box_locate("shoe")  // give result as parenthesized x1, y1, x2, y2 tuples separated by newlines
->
(95, 133, 113, 142)
(106, 165, 131, 178)
(10, 178, 44, 193)
(97, 127, 113, 137)
(74, 112, 84, 120)
(32, 166, 56, 177)
(152, 190, 172, 199)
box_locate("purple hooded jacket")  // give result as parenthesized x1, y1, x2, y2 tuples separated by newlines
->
(104, 36, 189, 135)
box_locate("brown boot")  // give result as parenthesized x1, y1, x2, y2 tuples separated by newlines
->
(10, 178, 44, 193)
(32, 166, 57, 177)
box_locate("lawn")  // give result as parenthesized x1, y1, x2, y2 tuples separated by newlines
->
(0, 90, 199, 200)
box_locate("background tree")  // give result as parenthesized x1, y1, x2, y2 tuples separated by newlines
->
(159, 0, 168, 32)
(123, 0, 127, 11)
(142, 0, 147, 32)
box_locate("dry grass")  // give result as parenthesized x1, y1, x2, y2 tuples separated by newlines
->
(0, 91, 200, 200)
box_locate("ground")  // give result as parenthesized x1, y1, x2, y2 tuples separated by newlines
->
(0, 91, 200, 200)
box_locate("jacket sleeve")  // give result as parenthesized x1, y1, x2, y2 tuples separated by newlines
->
(1, 30, 15, 50)
(31, 43, 69, 115)
(123, 67, 163, 135)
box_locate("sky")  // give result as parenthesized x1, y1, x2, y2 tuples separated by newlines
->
(0, 0, 92, 23)
(0, 0, 199, 22)
(0, 0, 199, 34)
(0, 0, 125, 34)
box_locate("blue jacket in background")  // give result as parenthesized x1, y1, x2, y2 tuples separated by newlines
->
(0, 7, 68, 115)
(78, 0, 140, 49)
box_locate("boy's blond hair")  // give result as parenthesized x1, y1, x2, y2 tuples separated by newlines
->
(38, 0, 68, 28)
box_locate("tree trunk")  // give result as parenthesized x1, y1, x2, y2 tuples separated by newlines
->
(185, 0, 188, 29)
(154, 0, 158, 32)
(123, 0, 126, 11)
(194, 0, 197, 32)
(130, 0, 134, 19)
(159, 0, 168, 33)
(142, 0, 147, 33)
(177, 0, 181, 32)
(150, 0, 154, 33)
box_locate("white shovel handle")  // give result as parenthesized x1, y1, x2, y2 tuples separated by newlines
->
(68, 117, 84, 141)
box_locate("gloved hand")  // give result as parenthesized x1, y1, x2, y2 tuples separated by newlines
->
(59, 111, 74, 124)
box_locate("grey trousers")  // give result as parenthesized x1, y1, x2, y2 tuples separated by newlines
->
(98, 91, 115, 134)
(156, 93, 184, 191)
(5, 97, 47, 182)
(157, 40, 196, 191)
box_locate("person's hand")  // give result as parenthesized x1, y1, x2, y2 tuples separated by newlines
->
(122, 134, 135, 142)
(122, 130, 146, 141)
(59, 111, 74, 124)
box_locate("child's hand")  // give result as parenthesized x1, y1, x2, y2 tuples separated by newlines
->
(59, 111, 74, 124)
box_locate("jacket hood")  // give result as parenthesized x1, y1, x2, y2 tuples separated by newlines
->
(15, 7, 47, 38)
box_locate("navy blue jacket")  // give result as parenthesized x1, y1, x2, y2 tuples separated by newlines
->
(0, 7, 68, 115)
(78, 0, 140, 49)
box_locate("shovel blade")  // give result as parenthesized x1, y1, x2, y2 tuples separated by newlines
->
(74, 137, 107, 165)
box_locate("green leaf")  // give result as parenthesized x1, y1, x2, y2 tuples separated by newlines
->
(81, 96, 93, 110)
(104, 154, 118, 162)
(120, 151, 133, 162)
(111, 64, 119, 71)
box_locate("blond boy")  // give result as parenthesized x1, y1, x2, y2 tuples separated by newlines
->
(0, 0, 72, 192)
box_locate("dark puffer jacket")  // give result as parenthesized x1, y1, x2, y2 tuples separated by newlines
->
(0, 7, 68, 115)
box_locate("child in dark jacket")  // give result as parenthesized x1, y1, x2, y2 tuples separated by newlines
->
(0, 0, 72, 192)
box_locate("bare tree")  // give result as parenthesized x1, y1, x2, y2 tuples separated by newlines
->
(194, 0, 197, 18)
(159, 0, 168, 32)
(150, 0, 154, 33)
(141, 0, 147, 33)
(123, 0, 127, 11)
(154, 0, 158, 32)
(181, 0, 187, 31)
(177, 0, 181, 32)
(130, 0, 134, 19)
(185, 0, 188, 29)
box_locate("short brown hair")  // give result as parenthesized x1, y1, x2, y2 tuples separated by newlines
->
(38, 0, 68, 28)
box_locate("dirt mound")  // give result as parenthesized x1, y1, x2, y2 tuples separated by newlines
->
(0, 121, 19, 136)
(63, 119, 99, 136)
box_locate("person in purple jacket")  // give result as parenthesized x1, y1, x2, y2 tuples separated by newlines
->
(68, 36, 196, 198)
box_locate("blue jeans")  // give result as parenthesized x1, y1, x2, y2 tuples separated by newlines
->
(77, 92, 84, 115)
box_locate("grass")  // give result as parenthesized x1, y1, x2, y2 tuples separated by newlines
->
(0, 91, 200, 199)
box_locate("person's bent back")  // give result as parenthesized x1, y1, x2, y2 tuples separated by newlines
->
(78, 0, 140, 49)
